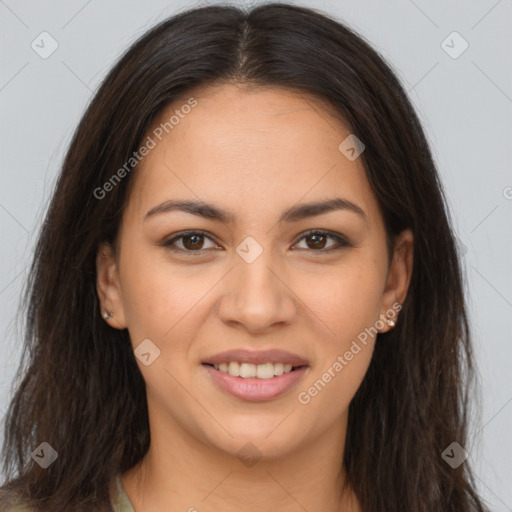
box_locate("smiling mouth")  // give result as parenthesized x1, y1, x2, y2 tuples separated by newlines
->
(202, 362, 306, 379)
(201, 362, 309, 401)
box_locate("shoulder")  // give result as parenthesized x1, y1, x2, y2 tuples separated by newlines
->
(0, 490, 33, 512)
(4, 505, 32, 512)
(0, 478, 132, 511)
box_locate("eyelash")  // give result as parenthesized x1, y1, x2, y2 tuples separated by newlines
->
(161, 229, 350, 255)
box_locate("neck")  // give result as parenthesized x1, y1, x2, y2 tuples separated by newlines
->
(121, 405, 360, 512)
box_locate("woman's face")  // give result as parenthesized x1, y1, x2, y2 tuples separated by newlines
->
(97, 83, 413, 460)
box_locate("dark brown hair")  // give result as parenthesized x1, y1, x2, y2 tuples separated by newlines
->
(0, 3, 490, 511)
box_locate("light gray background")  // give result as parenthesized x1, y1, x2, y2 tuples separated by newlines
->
(1, 0, 511, 509)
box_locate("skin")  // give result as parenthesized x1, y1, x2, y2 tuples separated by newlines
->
(97, 83, 413, 512)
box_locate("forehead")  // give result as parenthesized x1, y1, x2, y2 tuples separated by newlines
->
(125, 83, 381, 228)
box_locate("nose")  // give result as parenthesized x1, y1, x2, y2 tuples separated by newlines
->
(217, 249, 298, 335)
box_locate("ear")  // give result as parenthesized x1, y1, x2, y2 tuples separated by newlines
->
(378, 228, 414, 333)
(96, 242, 127, 329)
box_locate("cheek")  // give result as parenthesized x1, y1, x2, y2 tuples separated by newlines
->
(122, 276, 212, 358)
(296, 252, 385, 343)
(293, 253, 383, 409)
(295, 342, 373, 432)
(118, 238, 213, 336)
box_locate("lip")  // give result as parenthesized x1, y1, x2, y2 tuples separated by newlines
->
(202, 349, 309, 366)
(202, 364, 309, 402)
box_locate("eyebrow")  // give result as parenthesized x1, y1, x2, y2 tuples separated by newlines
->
(144, 197, 367, 224)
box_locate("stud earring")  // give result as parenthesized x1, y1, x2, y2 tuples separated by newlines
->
(386, 318, 396, 327)
(386, 302, 402, 327)
(103, 310, 113, 320)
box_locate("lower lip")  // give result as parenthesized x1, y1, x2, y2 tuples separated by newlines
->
(202, 364, 308, 402)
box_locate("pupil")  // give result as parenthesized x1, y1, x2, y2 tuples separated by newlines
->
(184, 234, 203, 250)
(309, 234, 325, 249)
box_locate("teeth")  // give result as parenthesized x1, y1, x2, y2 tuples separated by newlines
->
(212, 362, 297, 378)
(273, 363, 284, 376)
(240, 363, 257, 378)
(228, 361, 240, 377)
(256, 363, 274, 379)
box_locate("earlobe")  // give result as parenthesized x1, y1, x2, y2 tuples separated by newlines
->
(96, 242, 127, 329)
(379, 228, 414, 332)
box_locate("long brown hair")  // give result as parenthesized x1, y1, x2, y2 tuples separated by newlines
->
(0, 3, 490, 511)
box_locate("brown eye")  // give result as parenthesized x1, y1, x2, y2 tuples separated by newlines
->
(305, 233, 328, 250)
(163, 231, 219, 252)
(182, 233, 205, 250)
(294, 230, 350, 252)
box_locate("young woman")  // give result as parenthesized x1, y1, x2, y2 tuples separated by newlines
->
(0, 3, 490, 511)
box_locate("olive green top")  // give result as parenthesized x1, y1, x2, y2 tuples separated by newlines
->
(111, 474, 136, 511)
(4, 475, 135, 512)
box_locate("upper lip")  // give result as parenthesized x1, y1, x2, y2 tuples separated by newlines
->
(202, 349, 309, 367)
